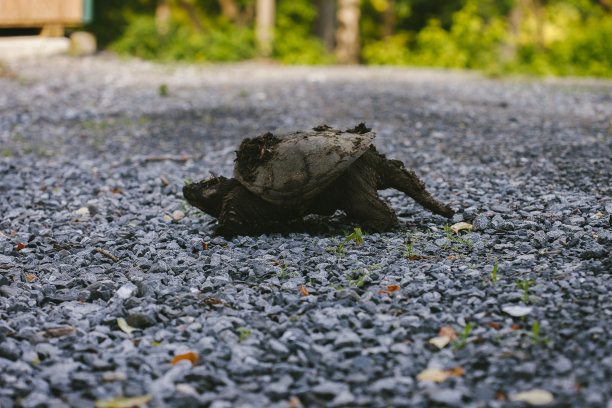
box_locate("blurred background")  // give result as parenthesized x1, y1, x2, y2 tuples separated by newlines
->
(2, 0, 612, 77)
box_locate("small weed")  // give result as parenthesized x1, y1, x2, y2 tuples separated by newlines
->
(490, 261, 499, 285)
(184, 177, 194, 186)
(453, 323, 473, 351)
(527, 321, 550, 345)
(277, 262, 289, 279)
(326, 227, 364, 258)
(346, 269, 370, 288)
(402, 231, 416, 258)
(237, 327, 251, 342)
(516, 278, 535, 304)
(159, 83, 169, 97)
(444, 225, 455, 241)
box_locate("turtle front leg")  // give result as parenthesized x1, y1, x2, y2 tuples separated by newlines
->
(215, 184, 296, 238)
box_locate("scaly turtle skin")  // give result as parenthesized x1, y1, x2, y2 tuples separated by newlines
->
(183, 123, 454, 238)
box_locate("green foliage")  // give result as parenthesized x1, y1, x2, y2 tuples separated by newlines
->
(273, 0, 334, 64)
(237, 327, 252, 342)
(490, 261, 499, 285)
(111, 15, 256, 62)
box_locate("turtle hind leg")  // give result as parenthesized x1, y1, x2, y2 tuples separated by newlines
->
(323, 169, 398, 232)
(364, 150, 454, 218)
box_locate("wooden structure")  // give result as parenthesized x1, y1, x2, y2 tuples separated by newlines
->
(0, 0, 93, 36)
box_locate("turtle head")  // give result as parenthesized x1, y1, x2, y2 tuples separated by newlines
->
(183, 175, 236, 218)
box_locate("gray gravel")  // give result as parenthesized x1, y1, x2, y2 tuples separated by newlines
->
(1, 55, 611, 408)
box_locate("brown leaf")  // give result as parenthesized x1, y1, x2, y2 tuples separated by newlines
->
(288, 396, 303, 408)
(43, 326, 75, 338)
(203, 298, 230, 308)
(486, 322, 501, 330)
(113, 188, 121, 194)
(378, 289, 391, 295)
(439, 326, 458, 340)
(25, 274, 36, 282)
(386, 284, 400, 293)
(201, 240, 208, 250)
(511, 324, 519, 330)
(16, 243, 26, 251)
(171, 351, 198, 366)
(447, 366, 464, 377)
(299, 285, 309, 296)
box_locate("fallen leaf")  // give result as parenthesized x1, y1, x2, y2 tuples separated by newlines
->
(438, 326, 457, 340)
(447, 366, 464, 377)
(113, 188, 121, 194)
(171, 351, 198, 366)
(25, 274, 36, 281)
(502, 305, 533, 317)
(511, 324, 519, 330)
(117, 318, 136, 338)
(75, 207, 90, 216)
(94, 394, 151, 408)
(299, 285, 309, 296)
(387, 284, 401, 293)
(378, 289, 391, 295)
(594, 212, 604, 218)
(496, 392, 506, 401)
(509, 389, 554, 405)
(429, 336, 451, 349)
(201, 240, 208, 250)
(163, 214, 173, 221)
(43, 326, 75, 338)
(450, 222, 472, 234)
(416, 368, 451, 383)
(203, 297, 230, 307)
(16, 243, 26, 251)
(288, 396, 302, 408)
(486, 322, 501, 330)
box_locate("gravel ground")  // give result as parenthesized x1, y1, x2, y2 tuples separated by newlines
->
(0, 55, 611, 408)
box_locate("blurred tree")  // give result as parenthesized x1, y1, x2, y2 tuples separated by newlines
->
(256, 0, 275, 56)
(316, 0, 336, 51)
(336, 0, 361, 63)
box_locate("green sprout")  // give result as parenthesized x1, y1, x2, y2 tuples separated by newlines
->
(278, 262, 289, 279)
(490, 261, 499, 285)
(453, 323, 473, 351)
(237, 327, 251, 342)
(159, 83, 168, 97)
(527, 321, 550, 345)
(516, 278, 535, 304)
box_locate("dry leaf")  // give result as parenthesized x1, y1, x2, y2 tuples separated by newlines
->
(447, 366, 464, 377)
(509, 389, 554, 405)
(486, 322, 501, 330)
(450, 222, 472, 234)
(416, 368, 451, 383)
(201, 240, 208, 250)
(386, 284, 401, 293)
(113, 188, 121, 194)
(163, 215, 173, 221)
(25, 274, 36, 281)
(288, 396, 303, 408)
(171, 351, 198, 366)
(299, 285, 309, 296)
(439, 326, 458, 340)
(94, 394, 151, 408)
(16, 243, 26, 251)
(429, 336, 451, 349)
(43, 326, 75, 338)
(117, 318, 136, 338)
(512, 324, 519, 330)
(594, 212, 604, 218)
(378, 289, 391, 295)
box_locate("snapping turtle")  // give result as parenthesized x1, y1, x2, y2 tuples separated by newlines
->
(183, 123, 454, 237)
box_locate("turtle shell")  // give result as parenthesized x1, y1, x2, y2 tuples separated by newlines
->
(234, 125, 375, 207)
